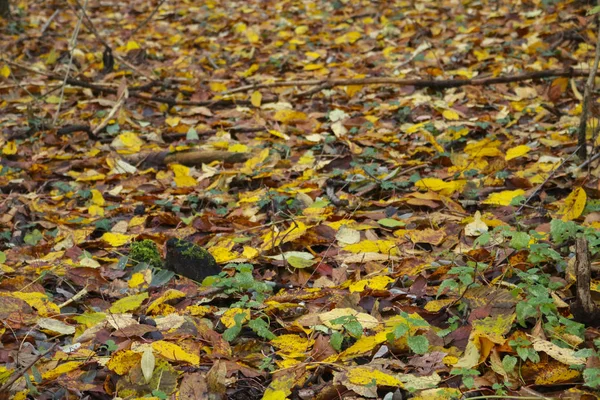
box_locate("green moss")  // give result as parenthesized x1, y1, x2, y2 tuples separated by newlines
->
(129, 239, 162, 268)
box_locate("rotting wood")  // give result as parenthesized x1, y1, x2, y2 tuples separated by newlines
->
(572, 237, 600, 326)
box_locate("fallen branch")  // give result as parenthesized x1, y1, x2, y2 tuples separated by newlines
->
(126, 150, 248, 169)
(225, 69, 591, 95)
(2, 59, 274, 108)
(571, 237, 600, 326)
(162, 126, 266, 142)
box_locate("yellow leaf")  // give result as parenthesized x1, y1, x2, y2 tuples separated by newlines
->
(251, 91, 262, 107)
(558, 187, 586, 221)
(174, 175, 196, 187)
(221, 308, 250, 328)
(343, 239, 397, 255)
(0, 64, 10, 78)
(261, 221, 308, 251)
(109, 292, 148, 314)
(10, 292, 60, 317)
(42, 361, 82, 380)
(295, 25, 308, 35)
(268, 130, 290, 140)
(106, 350, 141, 375)
(102, 232, 133, 247)
(209, 82, 228, 92)
(345, 31, 362, 44)
(209, 246, 239, 263)
(88, 204, 104, 217)
(147, 289, 185, 314)
(505, 144, 531, 161)
(242, 246, 259, 259)
(482, 189, 525, 206)
(2, 141, 16, 155)
(152, 340, 200, 365)
(271, 334, 314, 357)
(165, 116, 180, 127)
(442, 109, 460, 120)
(304, 63, 324, 71)
(246, 26, 260, 44)
(273, 109, 307, 123)
(305, 51, 321, 60)
(339, 331, 388, 360)
(415, 178, 467, 196)
(128, 272, 146, 288)
(171, 163, 196, 188)
(349, 276, 394, 293)
(239, 63, 258, 77)
(347, 366, 402, 386)
(229, 143, 249, 153)
(90, 189, 105, 206)
(126, 40, 140, 51)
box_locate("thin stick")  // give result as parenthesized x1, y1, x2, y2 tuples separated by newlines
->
(0, 343, 58, 393)
(128, 0, 168, 38)
(40, 9, 60, 35)
(224, 69, 590, 95)
(516, 147, 579, 214)
(52, 0, 87, 125)
(92, 80, 127, 136)
(577, 1, 600, 159)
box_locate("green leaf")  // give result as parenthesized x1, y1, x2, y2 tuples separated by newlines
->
(330, 331, 343, 351)
(0, 251, 5, 264)
(378, 218, 405, 228)
(24, 229, 43, 246)
(248, 318, 276, 340)
(223, 313, 245, 342)
(345, 320, 363, 339)
(588, 5, 600, 15)
(407, 335, 429, 355)
(286, 255, 317, 269)
(502, 355, 517, 373)
(510, 232, 530, 250)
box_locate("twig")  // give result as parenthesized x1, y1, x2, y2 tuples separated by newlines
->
(224, 69, 591, 95)
(2, 58, 274, 108)
(65, 0, 154, 81)
(52, 0, 87, 125)
(577, 1, 600, 159)
(0, 343, 58, 393)
(40, 9, 60, 35)
(57, 286, 89, 309)
(128, 0, 168, 38)
(515, 147, 579, 214)
(92, 79, 128, 136)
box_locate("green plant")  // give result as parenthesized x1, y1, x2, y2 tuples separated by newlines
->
(388, 311, 430, 355)
(509, 337, 539, 363)
(451, 367, 480, 389)
(210, 263, 275, 342)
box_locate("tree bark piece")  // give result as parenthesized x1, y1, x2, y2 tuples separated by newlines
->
(572, 237, 600, 326)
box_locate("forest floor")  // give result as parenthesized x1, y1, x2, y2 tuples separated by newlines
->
(2, 0, 600, 399)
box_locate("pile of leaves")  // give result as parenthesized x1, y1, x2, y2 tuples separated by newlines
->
(2, 0, 600, 399)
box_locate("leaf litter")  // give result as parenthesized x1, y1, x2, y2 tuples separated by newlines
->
(1, 0, 600, 399)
